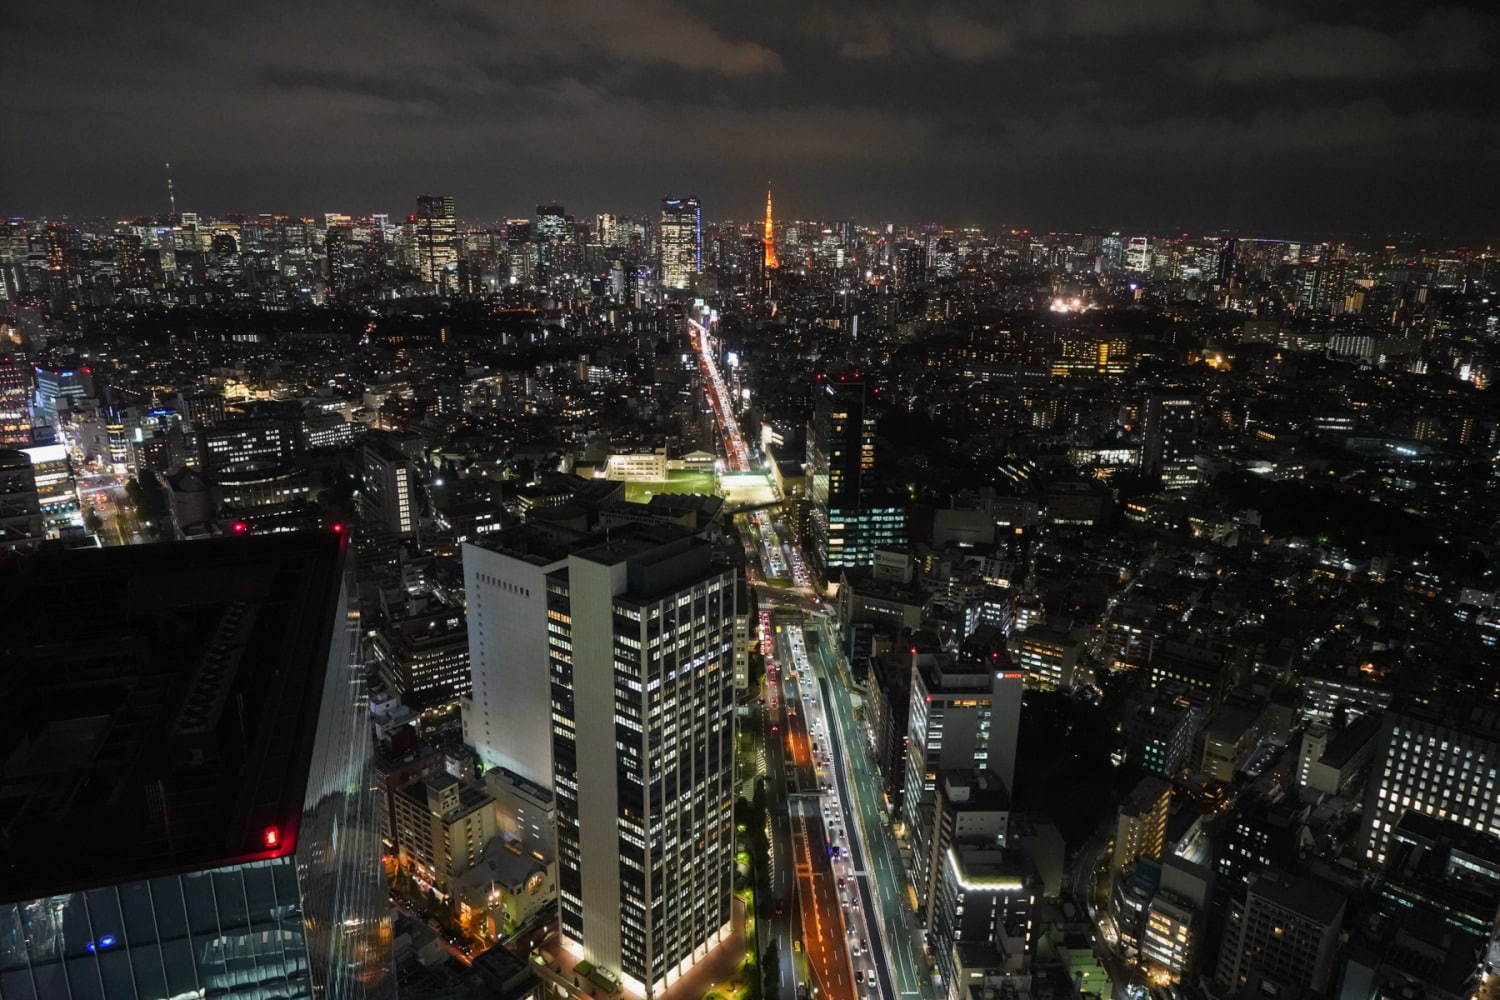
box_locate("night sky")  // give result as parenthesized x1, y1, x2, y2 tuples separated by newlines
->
(4, 0, 1496, 237)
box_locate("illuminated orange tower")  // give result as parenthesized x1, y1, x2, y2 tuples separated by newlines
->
(762, 184, 779, 270)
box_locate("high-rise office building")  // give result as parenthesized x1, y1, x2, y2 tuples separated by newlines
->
(925, 772, 1033, 996)
(533, 203, 568, 279)
(867, 653, 913, 812)
(361, 437, 418, 536)
(1216, 236, 1238, 283)
(0, 356, 31, 446)
(325, 224, 354, 297)
(548, 528, 737, 998)
(904, 656, 1023, 902)
(894, 244, 927, 290)
(659, 197, 702, 290)
(1141, 392, 1201, 491)
(0, 533, 392, 1000)
(415, 194, 457, 292)
(462, 524, 583, 788)
(1360, 703, 1500, 866)
(32, 364, 92, 429)
(807, 380, 878, 575)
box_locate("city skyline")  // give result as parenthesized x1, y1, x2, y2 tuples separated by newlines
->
(5, 1, 1499, 237)
(4, 5, 1500, 1000)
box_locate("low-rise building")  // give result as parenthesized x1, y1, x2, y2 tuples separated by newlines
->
(393, 772, 499, 896)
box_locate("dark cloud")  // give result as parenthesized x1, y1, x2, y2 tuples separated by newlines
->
(1193, 9, 1491, 81)
(1, 0, 1495, 236)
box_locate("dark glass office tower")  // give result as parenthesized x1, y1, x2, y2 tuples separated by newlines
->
(0, 533, 392, 1000)
(807, 380, 881, 575)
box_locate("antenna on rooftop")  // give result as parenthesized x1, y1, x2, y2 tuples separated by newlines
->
(165, 162, 177, 220)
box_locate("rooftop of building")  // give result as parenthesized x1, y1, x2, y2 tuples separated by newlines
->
(1391, 696, 1500, 744)
(1203, 699, 1262, 740)
(571, 523, 695, 568)
(915, 655, 999, 695)
(940, 768, 1012, 813)
(0, 532, 348, 904)
(948, 844, 1032, 883)
(1120, 774, 1173, 816)
(1393, 810, 1500, 870)
(470, 521, 593, 566)
(639, 492, 724, 518)
(1250, 870, 1346, 925)
(1319, 711, 1383, 769)
(485, 765, 554, 806)
(398, 771, 493, 819)
(456, 838, 546, 894)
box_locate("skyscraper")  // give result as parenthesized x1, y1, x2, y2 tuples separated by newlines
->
(659, 196, 702, 290)
(32, 364, 92, 430)
(533, 203, 568, 280)
(415, 194, 457, 292)
(1141, 392, 1201, 491)
(903, 655, 1023, 906)
(462, 524, 582, 789)
(361, 437, 418, 536)
(807, 380, 876, 574)
(924, 772, 1034, 995)
(0, 356, 31, 446)
(325, 223, 354, 298)
(548, 528, 737, 998)
(0, 533, 392, 999)
(762, 185, 778, 271)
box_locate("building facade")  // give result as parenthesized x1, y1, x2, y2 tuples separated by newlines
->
(807, 380, 878, 575)
(361, 438, 417, 536)
(548, 530, 737, 997)
(416, 194, 457, 292)
(1360, 704, 1500, 866)
(1142, 392, 1201, 491)
(659, 197, 702, 290)
(462, 525, 581, 789)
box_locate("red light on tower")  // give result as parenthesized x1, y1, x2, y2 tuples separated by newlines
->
(263, 826, 281, 849)
(330, 522, 346, 534)
(232, 521, 248, 534)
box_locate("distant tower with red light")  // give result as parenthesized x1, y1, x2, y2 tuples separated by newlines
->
(762, 184, 778, 271)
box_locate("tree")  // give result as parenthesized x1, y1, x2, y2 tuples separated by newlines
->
(747, 649, 766, 694)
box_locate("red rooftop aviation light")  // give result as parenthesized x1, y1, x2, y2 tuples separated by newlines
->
(232, 521, 249, 534)
(263, 826, 281, 849)
(330, 522, 346, 534)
